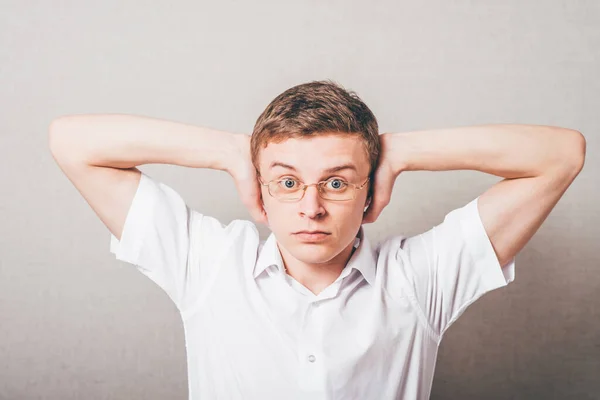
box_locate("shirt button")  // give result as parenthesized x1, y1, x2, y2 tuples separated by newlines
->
(307, 354, 316, 363)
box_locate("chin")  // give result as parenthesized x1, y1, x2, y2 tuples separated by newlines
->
(291, 245, 338, 264)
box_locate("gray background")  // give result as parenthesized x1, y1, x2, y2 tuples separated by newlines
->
(1, 1, 598, 399)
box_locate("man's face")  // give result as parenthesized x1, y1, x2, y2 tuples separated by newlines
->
(258, 134, 371, 266)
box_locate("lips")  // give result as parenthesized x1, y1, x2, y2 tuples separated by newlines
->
(293, 231, 331, 242)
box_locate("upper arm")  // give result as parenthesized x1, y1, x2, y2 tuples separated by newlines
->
(54, 156, 228, 313)
(51, 135, 228, 314)
(394, 197, 515, 339)
(392, 133, 585, 339)
(477, 147, 584, 268)
(104, 170, 237, 315)
(50, 146, 142, 242)
(49, 122, 143, 241)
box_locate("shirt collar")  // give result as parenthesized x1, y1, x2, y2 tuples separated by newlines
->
(253, 226, 377, 286)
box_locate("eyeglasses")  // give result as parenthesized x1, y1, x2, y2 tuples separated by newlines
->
(259, 176, 370, 202)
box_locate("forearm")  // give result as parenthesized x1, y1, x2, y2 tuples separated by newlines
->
(48, 114, 241, 172)
(386, 124, 585, 179)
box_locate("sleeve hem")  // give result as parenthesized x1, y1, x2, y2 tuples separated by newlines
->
(460, 196, 516, 291)
(109, 172, 157, 266)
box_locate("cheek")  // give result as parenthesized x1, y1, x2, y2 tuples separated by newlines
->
(329, 206, 365, 232)
(342, 205, 368, 229)
(262, 202, 289, 226)
(352, 206, 367, 222)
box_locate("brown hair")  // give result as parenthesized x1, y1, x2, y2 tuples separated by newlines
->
(251, 79, 381, 199)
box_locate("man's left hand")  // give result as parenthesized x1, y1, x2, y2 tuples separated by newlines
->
(362, 133, 402, 224)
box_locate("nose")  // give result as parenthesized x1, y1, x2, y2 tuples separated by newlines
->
(299, 184, 325, 218)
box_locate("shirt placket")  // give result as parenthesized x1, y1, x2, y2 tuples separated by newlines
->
(297, 299, 327, 392)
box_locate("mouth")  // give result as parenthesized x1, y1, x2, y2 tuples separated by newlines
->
(293, 231, 331, 242)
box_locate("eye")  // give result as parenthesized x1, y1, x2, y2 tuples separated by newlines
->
(325, 178, 348, 190)
(278, 178, 298, 189)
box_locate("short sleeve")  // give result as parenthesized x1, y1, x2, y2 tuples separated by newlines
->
(109, 171, 232, 315)
(394, 196, 515, 339)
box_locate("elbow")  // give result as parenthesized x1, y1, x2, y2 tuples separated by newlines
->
(48, 117, 68, 150)
(569, 130, 586, 173)
(547, 129, 586, 179)
(48, 116, 79, 161)
(48, 118, 61, 156)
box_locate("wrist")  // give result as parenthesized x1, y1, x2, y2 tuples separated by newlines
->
(382, 132, 409, 175)
(225, 133, 251, 177)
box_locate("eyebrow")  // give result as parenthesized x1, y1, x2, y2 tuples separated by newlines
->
(269, 161, 357, 174)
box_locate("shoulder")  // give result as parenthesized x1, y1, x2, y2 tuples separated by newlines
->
(189, 214, 259, 254)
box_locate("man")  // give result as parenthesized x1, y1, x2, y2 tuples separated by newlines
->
(49, 80, 585, 399)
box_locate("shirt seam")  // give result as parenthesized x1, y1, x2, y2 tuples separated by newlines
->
(178, 219, 243, 321)
(391, 240, 442, 344)
(418, 232, 443, 342)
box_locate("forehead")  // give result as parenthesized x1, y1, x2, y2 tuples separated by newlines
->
(259, 134, 369, 174)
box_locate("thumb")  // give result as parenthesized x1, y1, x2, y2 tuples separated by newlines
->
(362, 197, 376, 224)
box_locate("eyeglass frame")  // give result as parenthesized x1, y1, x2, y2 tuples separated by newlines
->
(258, 175, 371, 202)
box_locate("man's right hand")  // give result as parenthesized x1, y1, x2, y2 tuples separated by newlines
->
(229, 134, 268, 226)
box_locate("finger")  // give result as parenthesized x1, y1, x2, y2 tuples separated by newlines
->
(362, 189, 390, 224)
(238, 190, 260, 223)
(253, 201, 267, 224)
(253, 183, 267, 224)
(363, 181, 383, 223)
(362, 200, 378, 224)
(363, 206, 379, 224)
(250, 190, 267, 225)
(249, 198, 266, 224)
(361, 193, 376, 224)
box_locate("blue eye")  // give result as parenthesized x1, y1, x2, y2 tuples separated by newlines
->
(279, 178, 297, 189)
(326, 179, 348, 191)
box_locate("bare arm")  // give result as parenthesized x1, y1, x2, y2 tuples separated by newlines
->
(49, 114, 240, 170)
(364, 125, 585, 267)
(48, 114, 263, 241)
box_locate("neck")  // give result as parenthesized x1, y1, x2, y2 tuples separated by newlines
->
(279, 238, 358, 296)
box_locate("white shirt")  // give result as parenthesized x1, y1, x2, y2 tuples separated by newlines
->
(110, 172, 515, 400)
